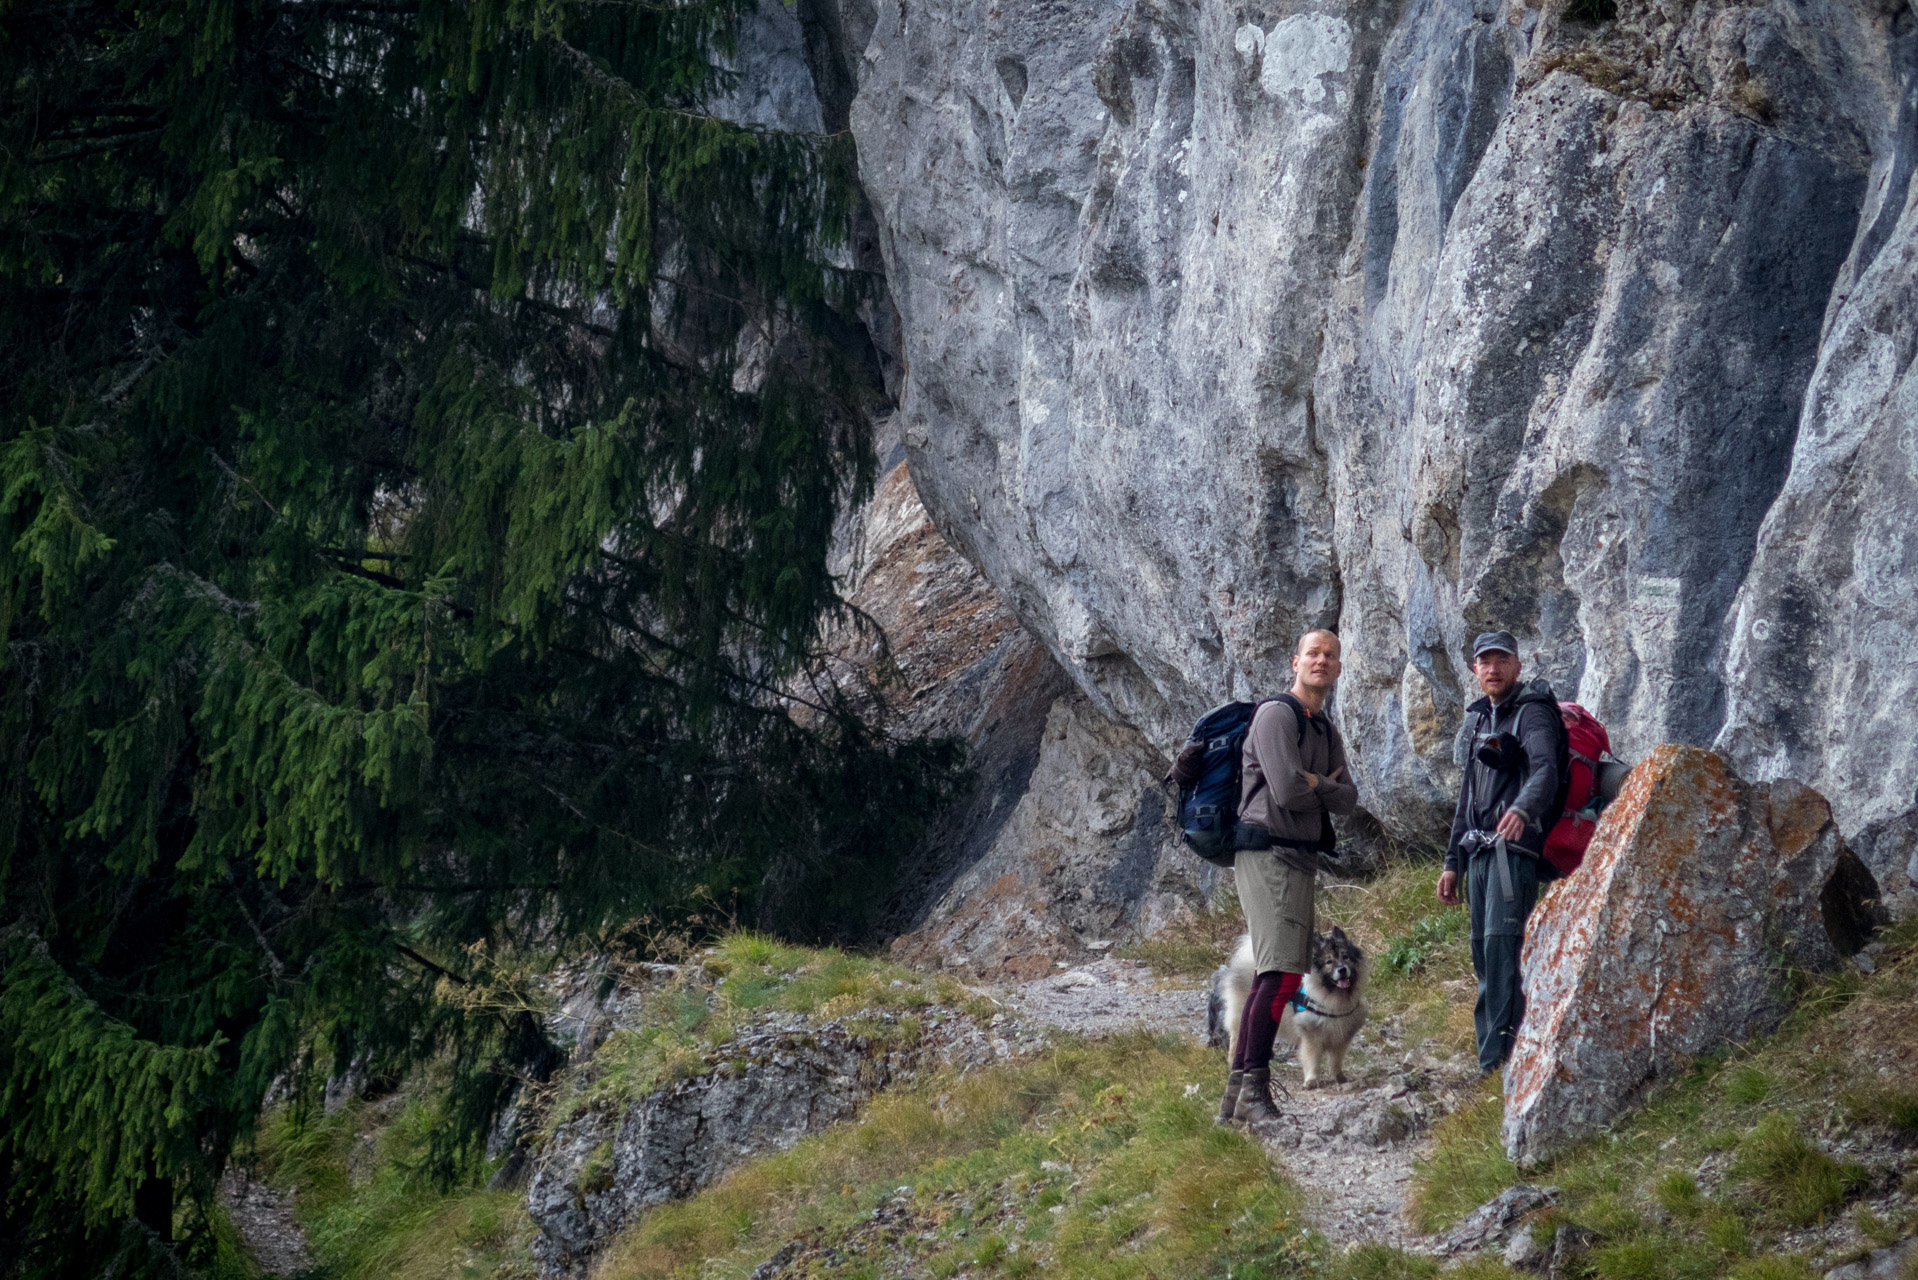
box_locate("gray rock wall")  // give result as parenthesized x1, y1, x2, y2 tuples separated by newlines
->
(527, 1008, 1037, 1276)
(840, 0, 1918, 891)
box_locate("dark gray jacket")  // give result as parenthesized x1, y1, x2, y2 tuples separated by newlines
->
(1444, 680, 1564, 872)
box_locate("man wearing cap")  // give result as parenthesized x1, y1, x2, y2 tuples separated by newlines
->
(1436, 631, 1565, 1077)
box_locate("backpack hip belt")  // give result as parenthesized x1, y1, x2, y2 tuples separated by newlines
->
(1459, 828, 1529, 903)
(1232, 823, 1332, 874)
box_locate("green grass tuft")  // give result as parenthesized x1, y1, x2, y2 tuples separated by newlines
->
(1655, 1170, 1704, 1219)
(1722, 1067, 1771, 1105)
(1723, 1257, 1818, 1280)
(1380, 912, 1469, 977)
(1731, 1114, 1866, 1227)
(1406, 1083, 1517, 1233)
(1331, 1243, 1442, 1280)
(252, 1095, 534, 1280)
(1841, 1085, 1918, 1135)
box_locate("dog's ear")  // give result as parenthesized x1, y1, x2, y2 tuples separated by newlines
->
(1330, 925, 1348, 943)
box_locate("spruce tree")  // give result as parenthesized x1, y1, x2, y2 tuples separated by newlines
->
(0, 2, 959, 1271)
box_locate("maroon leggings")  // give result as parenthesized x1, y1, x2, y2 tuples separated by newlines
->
(1232, 970, 1303, 1071)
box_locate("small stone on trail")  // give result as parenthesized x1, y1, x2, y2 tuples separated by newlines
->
(1440, 1184, 1560, 1254)
(1504, 1229, 1548, 1271)
(1550, 1224, 1598, 1280)
(1825, 1236, 1918, 1280)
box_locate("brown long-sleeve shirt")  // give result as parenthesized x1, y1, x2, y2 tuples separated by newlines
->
(1238, 697, 1358, 845)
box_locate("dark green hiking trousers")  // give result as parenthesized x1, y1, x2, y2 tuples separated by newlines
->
(1467, 845, 1539, 1073)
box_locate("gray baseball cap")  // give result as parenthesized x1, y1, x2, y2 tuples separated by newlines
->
(1472, 630, 1519, 659)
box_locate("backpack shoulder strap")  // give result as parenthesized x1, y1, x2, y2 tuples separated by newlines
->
(1272, 692, 1310, 748)
(1239, 698, 1277, 807)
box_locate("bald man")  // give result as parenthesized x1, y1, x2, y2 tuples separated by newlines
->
(1220, 629, 1359, 1125)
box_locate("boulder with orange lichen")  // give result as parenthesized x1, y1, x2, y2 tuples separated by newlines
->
(1503, 745, 1882, 1166)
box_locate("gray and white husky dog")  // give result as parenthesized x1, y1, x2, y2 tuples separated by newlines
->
(1212, 927, 1369, 1088)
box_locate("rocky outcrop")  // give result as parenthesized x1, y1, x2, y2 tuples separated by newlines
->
(823, 424, 1214, 974)
(839, 0, 1918, 868)
(1826, 1236, 1918, 1280)
(1503, 746, 1882, 1166)
(526, 1007, 1037, 1276)
(888, 691, 1214, 978)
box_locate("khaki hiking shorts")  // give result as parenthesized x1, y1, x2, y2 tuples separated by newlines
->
(1234, 849, 1315, 974)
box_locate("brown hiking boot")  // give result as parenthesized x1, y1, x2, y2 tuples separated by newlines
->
(1215, 1069, 1244, 1124)
(1235, 1067, 1283, 1125)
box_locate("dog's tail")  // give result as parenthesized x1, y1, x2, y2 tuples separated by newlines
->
(1210, 935, 1255, 1059)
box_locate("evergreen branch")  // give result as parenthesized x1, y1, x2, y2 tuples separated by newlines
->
(204, 450, 280, 518)
(28, 130, 165, 165)
(36, 118, 169, 144)
(273, 0, 420, 14)
(406, 252, 618, 337)
(316, 547, 405, 560)
(543, 34, 845, 141)
(328, 559, 408, 590)
(578, 597, 843, 718)
(394, 942, 468, 986)
(230, 881, 289, 985)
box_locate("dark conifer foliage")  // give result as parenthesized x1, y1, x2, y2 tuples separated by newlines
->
(0, 1, 960, 1270)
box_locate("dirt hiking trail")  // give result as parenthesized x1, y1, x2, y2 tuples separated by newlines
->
(991, 954, 1482, 1250)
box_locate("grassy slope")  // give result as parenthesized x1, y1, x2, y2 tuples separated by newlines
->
(252, 1097, 537, 1280)
(596, 1032, 1312, 1280)
(240, 934, 985, 1280)
(243, 870, 1917, 1280)
(1407, 916, 1918, 1280)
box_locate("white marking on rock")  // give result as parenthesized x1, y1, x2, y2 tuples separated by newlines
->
(1257, 15, 1352, 105)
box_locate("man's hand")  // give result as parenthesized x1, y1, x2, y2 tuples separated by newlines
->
(1494, 809, 1528, 843)
(1304, 765, 1345, 790)
(1303, 772, 1319, 789)
(1437, 869, 1461, 905)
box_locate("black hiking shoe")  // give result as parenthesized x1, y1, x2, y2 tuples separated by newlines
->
(1216, 1069, 1244, 1124)
(1235, 1067, 1283, 1125)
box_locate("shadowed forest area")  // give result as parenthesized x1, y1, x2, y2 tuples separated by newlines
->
(0, 3, 962, 1273)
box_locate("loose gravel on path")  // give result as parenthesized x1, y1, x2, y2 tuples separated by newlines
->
(219, 1166, 314, 1277)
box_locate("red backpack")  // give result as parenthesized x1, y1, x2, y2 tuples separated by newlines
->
(1542, 703, 1612, 878)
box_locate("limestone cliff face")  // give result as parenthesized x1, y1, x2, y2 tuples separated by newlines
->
(835, 0, 1918, 909)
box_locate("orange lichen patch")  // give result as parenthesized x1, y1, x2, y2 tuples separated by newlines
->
(811, 461, 1028, 738)
(1504, 747, 1858, 1166)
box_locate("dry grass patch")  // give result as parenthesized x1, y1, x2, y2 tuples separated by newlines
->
(1120, 894, 1245, 978)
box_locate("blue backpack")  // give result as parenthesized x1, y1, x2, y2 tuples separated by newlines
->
(1165, 696, 1310, 867)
